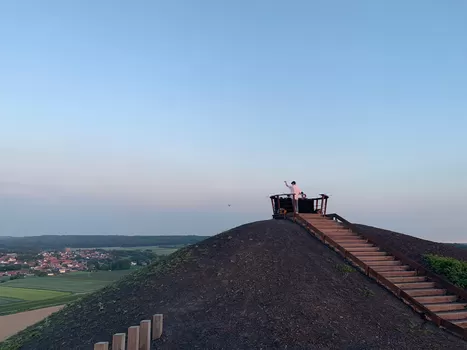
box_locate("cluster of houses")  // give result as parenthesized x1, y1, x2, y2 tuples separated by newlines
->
(0, 248, 112, 277)
(0, 254, 18, 265)
(0, 253, 30, 277)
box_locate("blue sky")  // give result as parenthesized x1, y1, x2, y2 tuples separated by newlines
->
(0, 1, 466, 241)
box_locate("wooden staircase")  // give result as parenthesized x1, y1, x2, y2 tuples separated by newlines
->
(295, 213, 467, 339)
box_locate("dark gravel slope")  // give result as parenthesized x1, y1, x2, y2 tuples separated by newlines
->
(2, 220, 466, 350)
(354, 224, 467, 266)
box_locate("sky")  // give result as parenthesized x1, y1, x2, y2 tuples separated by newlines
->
(0, 1, 466, 241)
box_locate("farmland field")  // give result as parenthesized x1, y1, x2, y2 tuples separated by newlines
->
(0, 270, 134, 315)
(0, 287, 69, 301)
(2, 270, 133, 293)
(0, 295, 80, 316)
(0, 305, 65, 341)
(0, 297, 22, 305)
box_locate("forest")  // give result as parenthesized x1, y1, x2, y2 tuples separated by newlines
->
(0, 235, 209, 252)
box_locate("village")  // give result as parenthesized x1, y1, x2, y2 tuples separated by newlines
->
(0, 248, 113, 277)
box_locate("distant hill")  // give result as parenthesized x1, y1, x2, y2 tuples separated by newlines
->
(0, 235, 209, 251)
(3, 220, 465, 350)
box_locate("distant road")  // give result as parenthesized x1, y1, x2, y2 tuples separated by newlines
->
(0, 305, 64, 342)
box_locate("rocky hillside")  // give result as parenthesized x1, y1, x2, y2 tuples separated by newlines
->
(1, 220, 466, 350)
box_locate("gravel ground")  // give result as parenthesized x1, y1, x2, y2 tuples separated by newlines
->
(2, 220, 466, 350)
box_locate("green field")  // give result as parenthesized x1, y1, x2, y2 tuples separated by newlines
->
(0, 296, 22, 305)
(2, 270, 133, 293)
(73, 245, 179, 255)
(0, 270, 134, 315)
(0, 286, 69, 300)
(0, 294, 82, 316)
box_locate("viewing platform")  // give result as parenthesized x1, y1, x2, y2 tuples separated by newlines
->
(269, 193, 329, 219)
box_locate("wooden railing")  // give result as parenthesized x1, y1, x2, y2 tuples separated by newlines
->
(93, 314, 163, 350)
(316, 194, 329, 215)
(292, 214, 467, 340)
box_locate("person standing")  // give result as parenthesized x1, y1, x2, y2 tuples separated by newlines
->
(284, 180, 301, 213)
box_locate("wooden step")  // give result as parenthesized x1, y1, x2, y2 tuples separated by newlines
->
(352, 251, 388, 257)
(415, 295, 457, 303)
(395, 282, 435, 289)
(315, 224, 346, 229)
(426, 303, 467, 312)
(324, 230, 358, 235)
(333, 237, 366, 242)
(301, 220, 329, 224)
(309, 221, 337, 225)
(319, 230, 352, 235)
(359, 256, 395, 261)
(405, 289, 446, 297)
(319, 226, 349, 230)
(338, 242, 372, 247)
(436, 310, 467, 321)
(300, 214, 329, 219)
(366, 260, 401, 267)
(340, 245, 375, 251)
(324, 233, 359, 238)
(305, 219, 337, 223)
(321, 230, 351, 234)
(452, 320, 467, 328)
(331, 240, 365, 245)
(313, 220, 343, 224)
(379, 270, 417, 277)
(372, 265, 410, 272)
(346, 246, 379, 252)
(331, 234, 362, 239)
(387, 276, 425, 283)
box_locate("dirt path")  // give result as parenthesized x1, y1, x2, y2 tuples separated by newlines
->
(0, 305, 64, 342)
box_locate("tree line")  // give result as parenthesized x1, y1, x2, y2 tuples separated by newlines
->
(0, 235, 208, 252)
(85, 249, 160, 271)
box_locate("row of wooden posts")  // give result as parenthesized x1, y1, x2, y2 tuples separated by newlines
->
(94, 314, 163, 350)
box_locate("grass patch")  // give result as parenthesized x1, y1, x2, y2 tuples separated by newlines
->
(0, 287, 69, 301)
(335, 263, 355, 274)
(424, 254, 467, 288)
(359, 287, 375, 297)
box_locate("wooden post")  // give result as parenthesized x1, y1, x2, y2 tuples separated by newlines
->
(152, 314, 163, 339)
(112, 333, 126, 350)
(94, 342, 109, 350)
(127, 326, 140, 350)
(139, 320, 151, 350)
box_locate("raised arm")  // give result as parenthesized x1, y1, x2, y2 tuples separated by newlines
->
(284, 181, 292, 189)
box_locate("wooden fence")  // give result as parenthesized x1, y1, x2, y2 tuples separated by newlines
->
(94, 314, 163, 350)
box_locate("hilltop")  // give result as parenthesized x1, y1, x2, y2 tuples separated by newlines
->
(2, 220, 466, 350)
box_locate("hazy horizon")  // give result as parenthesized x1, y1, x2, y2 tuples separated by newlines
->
(1, 1, 466, 243)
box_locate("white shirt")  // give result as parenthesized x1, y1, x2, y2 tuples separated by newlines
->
(286, 183, 301, 199)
